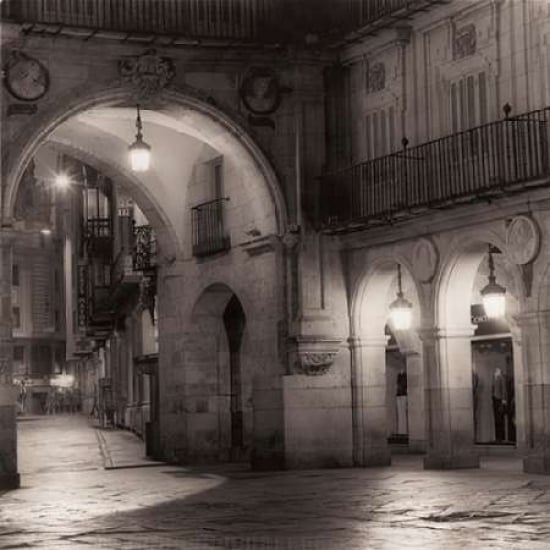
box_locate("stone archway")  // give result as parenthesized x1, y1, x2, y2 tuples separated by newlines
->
(181, 283, 249, 463)
(432, 234, 523, 469)
(0, 83, 289, 486)
(350, 257, 424, 466)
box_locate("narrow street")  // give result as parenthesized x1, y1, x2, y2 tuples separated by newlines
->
(0, 415, 548, 549)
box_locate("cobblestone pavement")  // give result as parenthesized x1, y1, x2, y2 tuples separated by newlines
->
(1, 415, 550, 549)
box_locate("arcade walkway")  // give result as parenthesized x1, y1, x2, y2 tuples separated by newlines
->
(0, 416, 549, 549)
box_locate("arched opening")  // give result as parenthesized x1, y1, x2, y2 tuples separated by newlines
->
(435, 238, 522, 467)
(351, 259, 424, 466)
(3, 87, 285, 481)
(184, 284, 249, 463)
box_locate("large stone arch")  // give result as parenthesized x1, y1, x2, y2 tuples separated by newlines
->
(349, 254, 425, 465)
(429, 229, 524, 469)
(1, 82, 289, 236)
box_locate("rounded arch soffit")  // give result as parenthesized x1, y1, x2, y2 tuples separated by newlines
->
(2, 84, 288, 235)
(351, 256, 423, 338)
(434, 232, 523, 329)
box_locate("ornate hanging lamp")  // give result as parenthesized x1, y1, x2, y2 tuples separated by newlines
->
(389, 264, 413, 330)
(128, 104, 151, 172)
(481, 245, 506, 318)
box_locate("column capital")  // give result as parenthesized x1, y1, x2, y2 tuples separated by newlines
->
(438, 325, 476, 339)
(348, 335, 390, 349)
(513, 310, 550, 328)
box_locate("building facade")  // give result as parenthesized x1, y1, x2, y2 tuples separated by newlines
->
(1, 0, 550, 489)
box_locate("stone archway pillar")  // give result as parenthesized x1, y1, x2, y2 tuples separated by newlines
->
(404, 351, 426, 452)
(516, 311, 550, 474)
(350, 336, 391, 467)
(0, 237, 19, 489)
(422, 327, 479, 469)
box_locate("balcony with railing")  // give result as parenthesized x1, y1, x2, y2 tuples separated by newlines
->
(320, 106, 550, 233)
(0, 0, 448, 44)
(192, 198, 230, 257)
(85, 217, 112, 256)
(133, 225, 157, 273)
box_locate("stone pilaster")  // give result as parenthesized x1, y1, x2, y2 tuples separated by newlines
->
(404, 352, 426, 452)
(350, 336, 391, 467)
(0, 238, 19, 489)
(515, 311, 550, 474)
(422, 327, 479, 470)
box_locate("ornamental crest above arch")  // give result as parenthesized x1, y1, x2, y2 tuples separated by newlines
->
(119, 49, 175, 101)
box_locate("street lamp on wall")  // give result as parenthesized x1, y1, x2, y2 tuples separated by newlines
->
(389, 264, 413, 330)
(128, 104, 151, 172)
(481, 245, 506, 319)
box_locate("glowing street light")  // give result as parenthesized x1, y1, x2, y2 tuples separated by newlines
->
(481, 245, 506, 318)
(389, 264, 413, 330)
(128, 104, 151, 172)
(54, 172, 71, 190)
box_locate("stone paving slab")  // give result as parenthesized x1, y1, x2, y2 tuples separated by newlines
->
(1, 415, 550, 549)
(93, 424, 166, 470)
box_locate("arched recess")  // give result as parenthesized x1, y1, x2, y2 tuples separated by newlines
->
(182, 283, 250, 463)
(350, 257, 424, 465)
(434, 233, 524, 467)
(2, 84, 288, 237)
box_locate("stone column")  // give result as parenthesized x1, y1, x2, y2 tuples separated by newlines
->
(422, 327, 479, 469)
(350, 336, 391, 467)
(516, 311, 550, 474)
(405, 351, 426, 452)
(0, 239, 19, 489)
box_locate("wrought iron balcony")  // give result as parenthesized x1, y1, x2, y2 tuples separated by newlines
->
(192, 197, 230, 257)
(133, 225, 157, 273)
(1, 0, 447, 44)
(320, 107, 550, 233)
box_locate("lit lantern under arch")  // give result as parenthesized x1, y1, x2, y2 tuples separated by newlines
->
(128, 104, 151, 172)
(389, 264, 413, 331)
(481, 245, 506, 319)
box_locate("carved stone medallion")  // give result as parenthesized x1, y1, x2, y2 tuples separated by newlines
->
(119, 49, 175, 100)
(239, 66, 282, 115)
(453, 23, 476, 59)
(411, 238, 438, 283)
(366, 62, 385, 94)
(506, 215, 540, 265)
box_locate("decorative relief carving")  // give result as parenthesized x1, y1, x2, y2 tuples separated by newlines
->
(366, 62, 385, 94)
(239, 66, 283, 115)
(290, 337, 341, 376)
(411, 238, 438, 283)
(294, 352, 338, 376)
(506, 215, 540, 265)
(453, 23, 476, 59)
(119, 49, 175, 100)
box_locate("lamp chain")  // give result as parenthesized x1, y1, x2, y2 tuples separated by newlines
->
(487, 245, 496, 284)
(135, 104, 143, 140)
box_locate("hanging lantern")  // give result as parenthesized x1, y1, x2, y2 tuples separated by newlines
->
(128, 104, 151, 172)
(481, 245, 506, 318)
(389, 264, 413, 330)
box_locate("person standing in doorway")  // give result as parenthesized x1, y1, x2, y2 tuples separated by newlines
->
(492, 367, 506, 442)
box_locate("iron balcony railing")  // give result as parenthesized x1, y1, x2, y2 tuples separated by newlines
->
(85, 217, 111, 239)
(191, 197, 230, 257)
(321, 106, 550, 231)
(133, 225, 157, 272)
(0, 0, 444, 43)
(111, 249, 137, 286)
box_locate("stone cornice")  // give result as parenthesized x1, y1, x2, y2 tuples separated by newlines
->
(338, 182, 550, 252)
